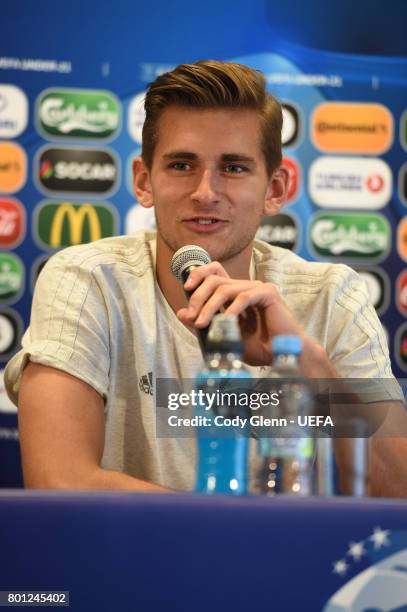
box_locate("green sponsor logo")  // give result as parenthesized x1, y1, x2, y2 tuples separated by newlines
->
(310, 212, 389, 259)
(37, 89, 120, 139)
(35, 202, 117, 248)
(0, 253, 24, 301)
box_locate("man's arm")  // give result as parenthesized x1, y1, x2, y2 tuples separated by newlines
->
(178, 262, 407, 497)
(18, 362, 169, 492)
(368, 400, 407, 498)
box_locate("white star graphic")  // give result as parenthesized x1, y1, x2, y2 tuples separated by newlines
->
(369, 527, 390, 550)
(333, 559, 348, 576)
(347, 541, 365, 561)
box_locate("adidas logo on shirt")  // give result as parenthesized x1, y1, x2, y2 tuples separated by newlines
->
(139, 372, 153, 396)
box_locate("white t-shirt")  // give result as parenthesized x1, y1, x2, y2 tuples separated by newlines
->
(4, 230, 400, 490)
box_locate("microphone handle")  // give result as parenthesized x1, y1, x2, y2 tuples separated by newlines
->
(180, 266, 210, 356)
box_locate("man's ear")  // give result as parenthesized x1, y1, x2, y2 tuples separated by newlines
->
(263, 167, 289, 215)
(133, 156, 154, 208)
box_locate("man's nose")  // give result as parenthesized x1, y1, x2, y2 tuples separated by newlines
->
(191, 169, 220, 205)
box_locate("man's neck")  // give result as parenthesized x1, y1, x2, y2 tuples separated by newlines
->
(155, 234, 253, 315)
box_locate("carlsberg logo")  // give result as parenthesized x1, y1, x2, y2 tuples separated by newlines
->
(310, 213, 389, 259)
(0, 254, 23, 298)
(37, 89, 120, 139)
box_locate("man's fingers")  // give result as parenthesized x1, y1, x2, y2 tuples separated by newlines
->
(176, 308, 196, 331)
(195, 283, 266, 327)
(187, 275, 236, 315)
(184, 261, 229, 290)
(223, 289, 268, 317)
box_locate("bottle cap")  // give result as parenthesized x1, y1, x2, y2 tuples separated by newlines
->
(272, 335, 302, 355)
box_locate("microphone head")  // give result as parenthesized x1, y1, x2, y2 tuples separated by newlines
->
(171, 245, 211, 282)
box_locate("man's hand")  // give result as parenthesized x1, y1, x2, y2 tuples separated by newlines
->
(176, 261, 336, 378)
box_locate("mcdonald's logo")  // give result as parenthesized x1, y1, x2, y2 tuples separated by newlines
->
(34, 201, 118, 249)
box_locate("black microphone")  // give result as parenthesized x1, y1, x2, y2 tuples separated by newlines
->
(171, 245, 211, 355)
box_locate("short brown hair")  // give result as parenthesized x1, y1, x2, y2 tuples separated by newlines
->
(142, 60, 283, 176)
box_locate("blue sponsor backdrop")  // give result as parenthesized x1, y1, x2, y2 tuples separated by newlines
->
(0, 0, 406, 487)
(0, 493, 407, 612)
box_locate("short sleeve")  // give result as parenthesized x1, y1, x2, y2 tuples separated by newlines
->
(4, 248, 110, 405)
(326, 267, 404, 401)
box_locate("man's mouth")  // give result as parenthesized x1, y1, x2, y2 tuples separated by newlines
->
(192, 218, 221, 225)
(182, 217, 228, 232)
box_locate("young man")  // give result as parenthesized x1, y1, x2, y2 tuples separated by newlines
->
(5, 60, 406, 495)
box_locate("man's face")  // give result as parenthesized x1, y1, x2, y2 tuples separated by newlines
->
(136, 106, 284, 263)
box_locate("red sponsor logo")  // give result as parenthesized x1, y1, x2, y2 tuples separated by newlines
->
(400, 332, 407, 362)
(397, 270, 407, 316)
(0, 198, 25, 248)
(282, 157, 300, 203)
(366, 173, 384, 193)
(398, 218, 407, 262)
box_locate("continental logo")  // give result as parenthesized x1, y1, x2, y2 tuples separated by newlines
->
(34, 202, 118, 249)
(36, 146, 119, 195)
(36, 88, 121, 140)
(311, 103, 393, 154)
(309, 156, 391, 209)
(0, 142, 27, 193)
(309, 212, 390, 261)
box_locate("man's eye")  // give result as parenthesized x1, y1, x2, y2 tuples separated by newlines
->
(170, 162, 191, 171)
(224, 165, 246, 174)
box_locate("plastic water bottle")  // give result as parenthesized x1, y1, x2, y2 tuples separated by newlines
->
(256, 335, 315, 496)
(195, 314, 251, 495)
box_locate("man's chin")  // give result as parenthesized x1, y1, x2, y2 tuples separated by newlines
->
(175, 238, 225, 261)
(157, 227, 252, 263)
(179, 242, 246, 264)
